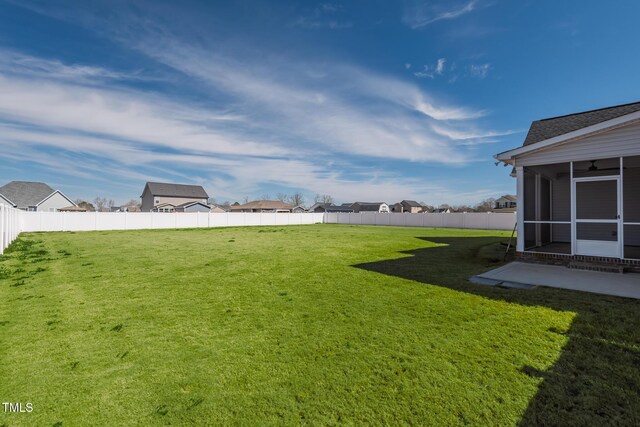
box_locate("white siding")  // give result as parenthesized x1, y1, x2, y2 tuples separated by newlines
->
(37, 192, 74, 212)
(516, 120, 640, 166)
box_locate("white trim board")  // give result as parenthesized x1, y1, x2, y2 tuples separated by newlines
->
(35, 190, 76, 207)
(496, 111, 640, 162)
(0, 193, 16, 207)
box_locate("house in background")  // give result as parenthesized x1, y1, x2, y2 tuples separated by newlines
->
(308, 203, 354, 213)
(140, 182, 209, 212)
(432, 207, 452, 213)
(230, 200, 294, 213)
(496, 100, 640, 268)
(210, 204, 228, 213)
(494, 195, 517, 211)
(350, 202, 390, 213)
(291, 205, 307, 213)
(110, 204, 142, 213)
(0, 181, 75, 212)
(174, 201, 212, 213)
(391, 200, 424, 213)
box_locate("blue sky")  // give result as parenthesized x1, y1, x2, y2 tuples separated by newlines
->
(1, 0, 640, 206)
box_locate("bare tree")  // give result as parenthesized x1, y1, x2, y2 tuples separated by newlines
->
(75, 199, 95, 211)
(314, 194, 333, 204)
(93, 197, 107, 211)
(107, 199, 115, 209)
(242, 196, 249, 204)
(420, 202, 434, 212)
(261, 193, 272, 200)
(288, 191, 305, 206)
(275, 192, 288, 202)
(124, 199, 141, 208)
(475, 198, 496, 212)
(451, 204, 473, 213)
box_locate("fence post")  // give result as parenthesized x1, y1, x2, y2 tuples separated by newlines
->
(1, 204, 4, 254)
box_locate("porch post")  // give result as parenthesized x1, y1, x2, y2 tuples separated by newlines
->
(516, 165, 524, 252)
(620, 156, 624, 258)
(535, 173, 541, 246)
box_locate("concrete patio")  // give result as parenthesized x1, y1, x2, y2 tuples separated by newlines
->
(471, 261, 640, 299)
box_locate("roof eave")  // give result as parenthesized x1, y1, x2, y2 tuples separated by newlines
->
(496, 110, 640, 162)
(35, 190, 76, 207)
(0, 192, 16, 207)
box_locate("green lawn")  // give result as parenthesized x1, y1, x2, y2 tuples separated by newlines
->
(0, 224, 638, 426)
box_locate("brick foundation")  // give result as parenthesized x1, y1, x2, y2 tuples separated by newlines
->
(516, 251, 640, 273)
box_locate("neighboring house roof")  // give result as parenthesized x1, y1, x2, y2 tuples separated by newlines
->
(175, 201, 210, 209)
(433, 208, 451, 213)
(354, 202, 388, 211)
(308, 203, 353, 212)
(308, 203, 331, 211)
(523, 101, 640, 146)
(325, 206, 353, 213)
(144, 182, 209, 199)
(230, 200, 294, 210)
(495, 195, 517, 203)
(0, 181, 75, 208)
(401, 200, 422, 207)
(154, 203, 176, 208)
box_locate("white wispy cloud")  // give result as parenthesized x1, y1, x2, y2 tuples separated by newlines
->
(0, 49, 156, 82)
(403, 0, 480, 29)
(414, 58, 447, 79)
(293, 16, 352, 29)
(430, 123, 520, 142)
(469, 63, 491, 78)
(293, 3, 352, 30)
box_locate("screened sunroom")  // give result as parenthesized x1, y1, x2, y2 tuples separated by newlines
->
(496, 101, 640, 263)
(520, 156, 640, 260)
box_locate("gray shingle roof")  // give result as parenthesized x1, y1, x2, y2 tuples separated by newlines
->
(145, 182, 208, 198)
(523, 101, 640, 146)
(0, 181, 56, 208)
(175, 201, 210, 208)
(401, 200, 422, 207)
(325, 206, 353, 212)
(354, 202, 387, 211)
(496, 194, 516, 202)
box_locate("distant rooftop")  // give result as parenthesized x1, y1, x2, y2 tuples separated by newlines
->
(0, 181, 57, 208)
(144, 182, 208, 199)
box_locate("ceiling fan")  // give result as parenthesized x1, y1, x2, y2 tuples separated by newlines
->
(575, 160, 626, 172)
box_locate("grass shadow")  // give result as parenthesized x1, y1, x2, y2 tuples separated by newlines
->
(353, 236, 640, 426)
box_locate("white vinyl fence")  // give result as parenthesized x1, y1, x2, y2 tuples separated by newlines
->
(324, 212, 516, 230)
(20, 212, 325, 232)
(1, 210, 516, 253)
(0, 204, 21, 254)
